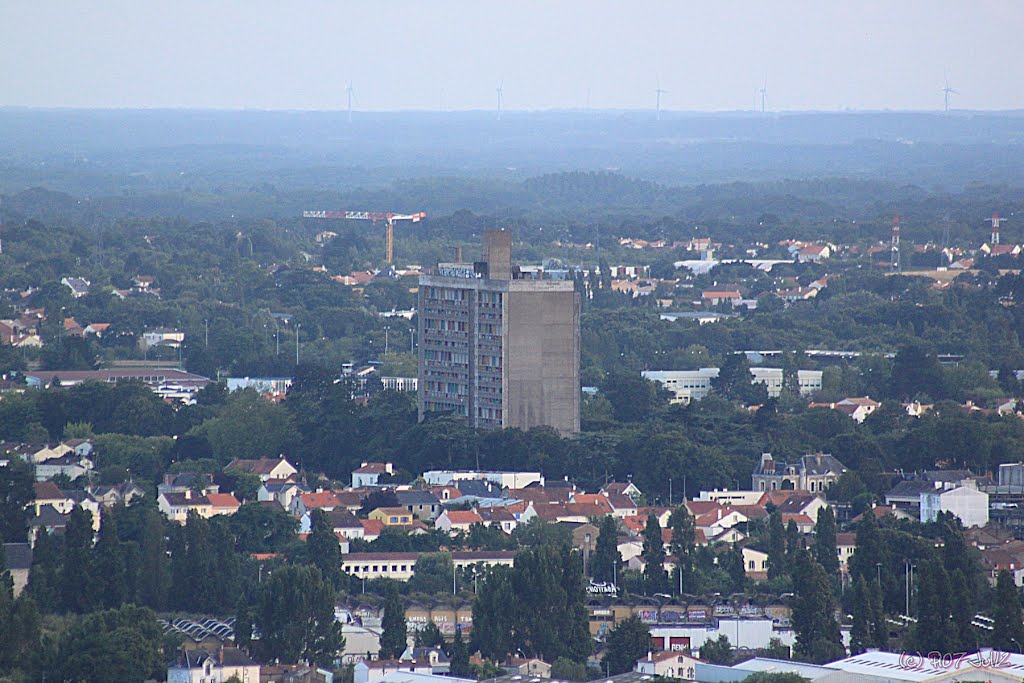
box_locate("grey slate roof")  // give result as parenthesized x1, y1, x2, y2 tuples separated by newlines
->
(886, 480, 935, 500)
(2, 543, 32, 570)
(396, 490, 440, 506)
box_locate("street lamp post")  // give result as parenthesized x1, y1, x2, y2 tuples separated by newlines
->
(295, 323, 301, 366)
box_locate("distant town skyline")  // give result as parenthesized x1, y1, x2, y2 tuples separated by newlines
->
(1, 1, 1022, 112)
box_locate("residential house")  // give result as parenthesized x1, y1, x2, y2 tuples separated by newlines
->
(167, 647, 260, 683)
(601, 481, 642, 502)
(225, 457, 298, 482)
(476, 506, 517, 534)
(141, 327, 184, 350)
(299, 508, 365, 538)
(980, 540, 1024, 586)
(742, 547, 769, 580)
(796, 244, 831, 263)
(635, 651, 701, 680)
(3, 543, 32, 596)
(158, 490, 213, 523)
(836, 532, 857, 571)
(290, 491, 343, 518)
(504, 658, 552, 678)
(32, 481, 75, 515)
(158, 472, 219, 497)
(27, 443, 73, 464)
(399, 647, 451, 675)
(87, 481, 145, 508)
(751, 452, 847, 494)
(369, 507, 413, 527)
(809, 397, 880, 423)
(29, 506, 70, 544)
(772, 492, 829, 523)
(396, 490, 442, 520)
(702, 290, 741, 306)
(61, 277, 91, 298)
(435, 509, 483, 534)
(361, 519, 385, 542)
(920, 484, 989, 528)
(206, 492, 242, 516)
(781, 513, 816, 534)
(34, 452, 94, 481)
(258, 480, 307, 510)
(352, 462, 394, 488)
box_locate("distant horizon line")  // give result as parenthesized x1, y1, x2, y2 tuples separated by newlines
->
(2, 105, 1024, 116)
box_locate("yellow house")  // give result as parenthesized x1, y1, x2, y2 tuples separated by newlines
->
(369, 507, 413, 526)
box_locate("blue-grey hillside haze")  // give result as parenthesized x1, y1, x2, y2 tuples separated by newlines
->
(0, 1, 1022, 111)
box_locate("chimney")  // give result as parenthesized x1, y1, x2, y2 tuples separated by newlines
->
(482, 230, 512, 281)
(386, 463, 394, 474)
(455, 246, 463, 262)
(184, 489, 191, 500)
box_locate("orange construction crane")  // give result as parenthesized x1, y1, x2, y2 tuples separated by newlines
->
(302, 210, 426, 264)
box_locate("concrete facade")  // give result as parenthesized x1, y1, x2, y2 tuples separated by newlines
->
(920, 484, 989, 527)
(418, 230, 580, 434)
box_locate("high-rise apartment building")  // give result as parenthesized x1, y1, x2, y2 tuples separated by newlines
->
(417, 230, 580, 435)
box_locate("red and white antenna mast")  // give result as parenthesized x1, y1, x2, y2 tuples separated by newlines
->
(891, 214, 901, 271)
(989, 211, 1006, 245)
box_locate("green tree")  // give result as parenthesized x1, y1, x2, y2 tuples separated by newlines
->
(992, 569, 1023, 653)
(61, 505, 95, 613)
(740, 673, 810, 683)
(51, 605, 166, 683)
(408, 552, 455, 595)
(591, 515, 621, 584)
(137, 506, 169, 611)
(601, 371, 659, 422)
(701, 634, 733, 665)
(449, 626, 470, 677)
(641, 514, 667, 593)
(229, 502, 298, 553)
(812, 507, 839, 576)
(911, 558, 956, 653)
(713, 353, 768, 404)
(669, 505, 695, 593)
(92, 508, 128, 609)
(472, 566, 516, 661)
(849, 576, 871, 655)
(415, 622, 445, 648)
(892, 344, 945, 400)
(791, 551, 844, 663)
(766, 509, 786, 580)
(254, 564, 342, 667)
(785, 519, 802, 566)
(26, 528, 61, 612)
(379, 583, 408, 659)
(306, 509, 343, 585)
(0, 458, 34, 543)
(604, 616, 650, 674)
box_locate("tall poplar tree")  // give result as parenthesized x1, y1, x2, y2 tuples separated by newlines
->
(379, 583, 408, 659)
(766, 509, 786, 580)
(812, 507, 839, 576)
(61, 506, 94, 613)
(641, 514, 667, 593)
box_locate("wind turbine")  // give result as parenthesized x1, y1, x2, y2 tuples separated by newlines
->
(942, 74, 958, 113)
(655, 78, 667, 121)
(346, 82, 354, 123)
(759, 76, 768, 113)
(496, 81, 504, 120)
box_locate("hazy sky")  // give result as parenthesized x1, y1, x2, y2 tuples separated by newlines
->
(1, 1, 1022, 112)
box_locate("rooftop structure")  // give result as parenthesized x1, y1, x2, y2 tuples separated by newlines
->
(418, 230, 580, 434)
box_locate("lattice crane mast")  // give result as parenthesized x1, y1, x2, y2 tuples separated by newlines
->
(302, 210, 426, 263)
